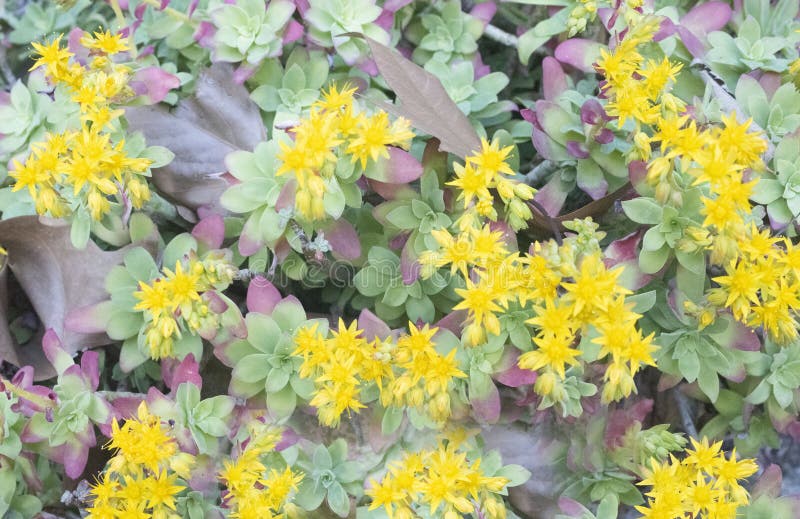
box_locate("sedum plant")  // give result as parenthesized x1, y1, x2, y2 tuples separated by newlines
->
(405, 1, 483, 65)
(305, 0, 389, 65)
(209, 0, 295, 66)
(751, 133, 800, 228)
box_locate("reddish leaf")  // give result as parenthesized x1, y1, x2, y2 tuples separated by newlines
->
(130, 66, 181, 104)
(192, 213, 225, 250)
(554, 39, 604, 73)
(542, 57, 568, 101)
(357, 309, 391, 341)
(0, 217, 132, 379)
(321, 220, 361, 261)
(361, 35, 481, 158)
(246, 276, 282, 314)
(126, 63, 266, 213)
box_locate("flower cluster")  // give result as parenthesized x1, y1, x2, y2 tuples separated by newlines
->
(635, 437, 758, 518)
(366, 439, 511, 519)
(134, 253, 236, 360)
(448, 137, 536, 231)
(277, 83, 414, 220)
(425, 214, 656, 403)
(595, 5, 800, 348)
(708, 230, 800, 344)
(86, 402, 192, 519)
(219, 420, 303, 519)
(293, 320, 465, 427)
(11, 33, 152, 221)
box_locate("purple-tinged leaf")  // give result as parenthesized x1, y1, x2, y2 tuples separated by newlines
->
(42, 330, 74, 376)
(604, 399, 652, 449)
(275, 427, 299, 451)
(165, 353, 202, 391)
(81, 350, 100, 391)
(470, 2, 496, 25)
(558, 497, 590, 517)
(489, 220, 518, 250)
(531, 127, 569, 161)
(193, 21, 215, 48)
(358, 309, 391, 341)
(471, 380, 501, 424)
(130, 66, 181, 105)
(367, 178, 417, 201)
(495, 349, 537, 387)
(68, 28, 89, 65)
(759, 72, 782, 100)
(554, 39, 604, 73)
(594, 128, 614, 144)
(542, 57, 568, 101)
(0, 217, 132, 378)
(710, 316, 761, 351)
(364, 147, 424, 183)
(653, 17, 677, 41)
(126, 63, 266, 213)
(628, 160, 648, 187)
(321, 220, 361, 261)
(239, 230, 264, 258)
(64, 301, 112, 334)
(361, 36, 482, 158)
(192, 214, 225, 250)
(60, 441, 91, 479)
(400, 238, 420, 284)
(676, 26, 706, 58)
(680, 1, 731, 36)
(533, 175, 570, 216)
(283, 19, 304, 44)
(533, 100, 572, 146)
(566, 141, 590, 159)
(246, 276, 282, 314)
(752, 464, 783, 499)
(580, 98, 605, 125)
(434, 310, 467, 335)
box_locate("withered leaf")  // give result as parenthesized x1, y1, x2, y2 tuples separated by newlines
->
(360, 36, 482, 159)
(0, 217, 129, 379)
(126, 63, 266, 214)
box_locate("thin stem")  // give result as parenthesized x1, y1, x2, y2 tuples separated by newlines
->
(483, 24, 519, 47)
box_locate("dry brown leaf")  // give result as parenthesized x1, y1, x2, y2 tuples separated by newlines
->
(0, 217, 129, 379)
(126, 63, 266, 214)
(361, 36, 482, 159)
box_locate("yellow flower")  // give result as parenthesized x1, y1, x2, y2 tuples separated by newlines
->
(80, 30, 130, 55)
(518, 332, 581, 378)
(467, 137, 514, 176)
(346, 111, 414, 168)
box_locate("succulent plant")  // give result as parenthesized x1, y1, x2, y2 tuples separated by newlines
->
(146, 380, 235, 455)
(526, 59, 629, 216)
(220, 140, 290, 253)
(132, 0, 210, 63)
(405, 1, 483, 65)
(294, 439, 369, 517)
(103, 233, 242, 372)
(746, 338, 800, 411)
(751, 133, 800, 228)
(18, 331, 114, 479)
(218, 298, 321, 420)
(424, 59, 514, 129)
(373, 170, 453, 256)
(249, 48, 330, 129)
(707, 15, 799, 86)
(733, 75, 800, 144)
(305, 0, 389, 65)
(0, 77, 76, 169)
(352, 245, 463, 325)
(209, 0, 295, 65)
(5, 0, 91, 46)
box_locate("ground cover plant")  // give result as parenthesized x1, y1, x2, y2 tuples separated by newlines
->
(1, 0, 800, 517)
